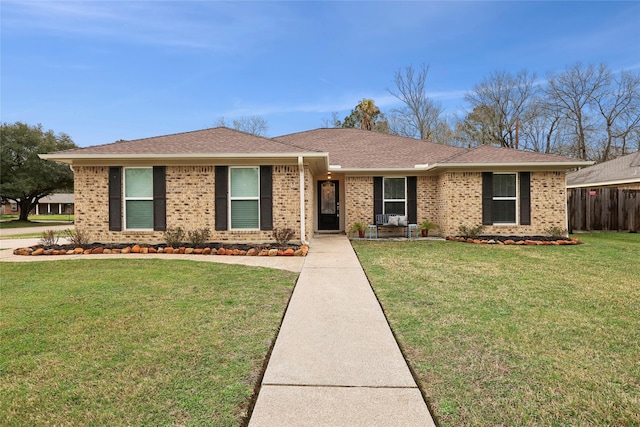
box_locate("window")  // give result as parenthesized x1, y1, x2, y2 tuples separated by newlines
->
(230, 167, 259, 229)
(124, 168, 153, 229)
(383, 177, 406, 216)
(492, 173, 517, 224)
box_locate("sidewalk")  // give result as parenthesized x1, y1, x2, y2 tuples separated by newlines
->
(248, 235, 435, 426)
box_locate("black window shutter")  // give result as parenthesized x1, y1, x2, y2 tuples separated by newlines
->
(153, 166, 166, 231)
(373, 177, 383, 222)
(520, 172, 531, 225)
(260, 166, 273, 231)
(215, 166, 228, 231)
(482, 172, 493, 225)
(407, 176, 417, 223)
(108, 167, 122, 231)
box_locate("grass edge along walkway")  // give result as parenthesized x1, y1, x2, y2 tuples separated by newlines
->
(353, 232, 640, 426)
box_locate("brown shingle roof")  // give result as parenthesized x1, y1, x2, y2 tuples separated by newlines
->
(441, 144, 584, 164)
(567, 151, 640, 187)
(275, 128, 466, 168)
(55, 127, 318, 156)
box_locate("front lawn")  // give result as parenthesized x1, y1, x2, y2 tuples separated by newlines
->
(353, 233, 639, 426)
(0, 259, 297, 426)
(0, 220, 72, 229)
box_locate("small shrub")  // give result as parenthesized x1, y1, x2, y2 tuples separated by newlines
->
(187, 228, 211, 246)
(39, 229, 60, 246)
(163, 227, 185, 247)
(458, 224, 484, 239)
(273, 227, 295, 246)
(349, 222, 366, 237)
(545, 226, 568, 239)
(63, 228, 90, 245)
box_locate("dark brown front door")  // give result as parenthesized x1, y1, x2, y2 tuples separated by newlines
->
(318, 180, 339, 230)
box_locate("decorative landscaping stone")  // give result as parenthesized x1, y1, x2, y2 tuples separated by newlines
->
(12, 241, 308, 257)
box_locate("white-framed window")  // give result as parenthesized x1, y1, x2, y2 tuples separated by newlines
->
(492, 173, 517, 224)
(229, 167, 260, 229)
(124, 167, 153, 230)
(383, 177, 406, 216)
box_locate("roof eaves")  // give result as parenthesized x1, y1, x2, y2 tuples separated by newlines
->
(432, 161, 594, 169)
(566, 177, 640, 188)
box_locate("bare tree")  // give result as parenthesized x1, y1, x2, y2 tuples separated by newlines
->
(215, 116, 269, 137)
(464, 69, 537, 148)
(387, 64, 444, 141)
(592, 70, 640, 161)
(544, 63, 610, 160)
(520, 96, 568, 154)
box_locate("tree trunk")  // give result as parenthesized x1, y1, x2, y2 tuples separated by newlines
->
(18, 199, 33, 221)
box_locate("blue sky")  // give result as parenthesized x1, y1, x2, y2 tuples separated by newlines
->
(2, 1, 639, 147)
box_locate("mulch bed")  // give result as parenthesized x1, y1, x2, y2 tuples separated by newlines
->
(13, 242, 309, 257)
(446, 235, 582, 245)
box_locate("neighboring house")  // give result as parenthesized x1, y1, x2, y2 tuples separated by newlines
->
(567, 151, 640, 190)
(1, 193, 74, 216)
(40, 127, 589, 244)
(566, 151, 640, 231)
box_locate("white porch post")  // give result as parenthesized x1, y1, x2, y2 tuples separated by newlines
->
(298, 156, 308, 245)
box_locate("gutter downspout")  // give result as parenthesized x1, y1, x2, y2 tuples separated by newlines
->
(298, 156, 309, 245)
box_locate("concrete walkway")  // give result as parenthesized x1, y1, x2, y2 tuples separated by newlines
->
(249, 235, 435, 426)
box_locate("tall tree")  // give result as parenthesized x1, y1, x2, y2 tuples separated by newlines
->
(544, 63, 610, 160)
(1, 122, 77, 221)
(455, 105, 502, 148)
(387, 64, 444, 141)
(336, 99, 389, 133)
(464, 69, 537, 148)
(215, 115, 269, 136)
(592, 69, 640, 161)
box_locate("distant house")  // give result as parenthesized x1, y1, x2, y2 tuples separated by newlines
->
(567, 151, 640, 190)
(40, 127, 589, 244)
(567, 152, 640, 232)
(1, 193, 74, 216)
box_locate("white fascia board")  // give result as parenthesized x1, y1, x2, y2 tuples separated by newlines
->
(435, 161, 594, 169)
(567, 178, 640, 188)
(40, 152, 328, 164)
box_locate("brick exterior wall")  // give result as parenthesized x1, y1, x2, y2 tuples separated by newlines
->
(345, 176, 374, 230)
(73, 165, 313, 244)
(75, 165, 569, 243)
(342, 171, 568, 237)
(436, 171, 568, 236)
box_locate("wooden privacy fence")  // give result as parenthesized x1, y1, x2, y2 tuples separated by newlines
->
(568, 188, 640, 232)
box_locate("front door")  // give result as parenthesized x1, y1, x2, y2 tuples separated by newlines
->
(318, 180, 340, 230)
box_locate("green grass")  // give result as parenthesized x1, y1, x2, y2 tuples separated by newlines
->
(0, 220, 72, 229)
(352, 233, 640, 426)
(0, 259, 297, 426)
(1, 214, 74, 221)
(0, 232, 43, 239)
